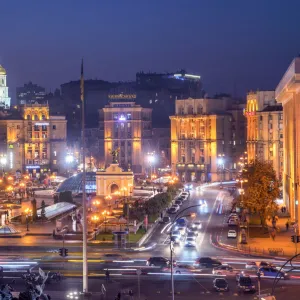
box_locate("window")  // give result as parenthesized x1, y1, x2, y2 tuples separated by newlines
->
(34, 115, 38, 121)
(42, 125, 47, 131)
(53, 160, 57, 165)
(188, 105, 193, 114)
(27, 115, 31, 120)
(113, 113, 118, 120)
(34, 133, 39, 139)
(17, 125, 20, 129)
(42, 133, 47, 138)
(127, 113, 132, 120)
(53, 151, 57, 157)
(41, 115, 46, 120)
(34, 125, 39, 131)
(52, 125, 56, 130)
(34, 151, 39, 158)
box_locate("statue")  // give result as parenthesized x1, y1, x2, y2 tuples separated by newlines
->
(110, 148, 120, 164)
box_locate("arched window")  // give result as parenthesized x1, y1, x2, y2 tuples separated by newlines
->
(41, 115, 46, 120)
(27, 115, 31, 120)
(34, 115, 38, 121)
(178, 106, 184, 115)
(188, 105, 193, 114)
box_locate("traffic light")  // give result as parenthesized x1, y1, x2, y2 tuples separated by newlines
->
(64, 248, 68, 257)
(59, 248, 64, 257)
(297, 236, 300, 243)
(291, 235, 296, 243)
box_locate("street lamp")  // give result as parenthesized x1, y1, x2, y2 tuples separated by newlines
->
(0, 155, 7, 177)
(217, 154, 225, 185)
(92, 199, 100, 212)
(65, 153, 75, 177)
(24, 208, 32, 232)
(105, 195, 112, 208)
(91, 215, 99, 240)
(147, 152, 156, 179)
(102, 210, 110, 233)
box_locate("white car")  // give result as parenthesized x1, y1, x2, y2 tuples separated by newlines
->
(212, 265, 238, 275)
(227, 230, 237, 238)
(185, 236, 196, 247)
(172, 204, 180, 210)
(192, 221, 202, 230)
(162, 264, 196, 274)
(171, 231, 182, 244)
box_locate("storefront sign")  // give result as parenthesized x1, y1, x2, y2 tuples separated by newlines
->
(26, 165, 41, 169)
(35, 122, 50, 126)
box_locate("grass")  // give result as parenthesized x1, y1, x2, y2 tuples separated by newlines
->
(249, 227, 269, 238)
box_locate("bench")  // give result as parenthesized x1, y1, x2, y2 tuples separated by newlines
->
(268, 248, 284, 255)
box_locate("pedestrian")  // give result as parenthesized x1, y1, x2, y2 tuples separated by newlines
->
(117, 291, 121, 300)
(129, 289, 133, 300)
(281, 207, 284, 213)
(105, 269, 110, 282)
(286, 222, 290, 231)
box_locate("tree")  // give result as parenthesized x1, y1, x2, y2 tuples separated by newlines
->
(31, 198, 37, 221)
(237, 160, 280, 227)
(41, 200, 46, 220)
(59, 191, 73, 203)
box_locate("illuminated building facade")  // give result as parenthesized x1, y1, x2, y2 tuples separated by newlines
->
(101, 101, 152, 174)
(276, 57, 300, 224)
(170, 97, 246, 182)
(245, 91, 283, 180)
(0, 104, 67, 176)
(0, 65, 11, 109)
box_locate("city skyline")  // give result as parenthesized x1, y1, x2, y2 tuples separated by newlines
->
(2, 0, 300, 103)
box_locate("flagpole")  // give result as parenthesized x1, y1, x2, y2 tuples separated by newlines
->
(81, 59, 89, 295)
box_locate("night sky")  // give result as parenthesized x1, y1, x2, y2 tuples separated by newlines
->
(2, 0, 300, 102)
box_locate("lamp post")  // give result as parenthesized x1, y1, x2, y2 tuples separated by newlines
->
(24, 208, 32, 232)
(105, 195, 112, 209)
(217, 154, 225, 185)
(147, 152, 155, 179)
(127, 184, 133, 233)
(91, 215, 99, 240)
(65, 153, 74, 177)
(92, 199, 100, 212)
(0, 155, 7, 177)
(102, 210, 110, 233)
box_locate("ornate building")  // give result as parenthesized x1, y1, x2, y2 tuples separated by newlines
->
(0, 104, 67, 176)
(276, 56, 300, 224)
(100, 101, 152, 174)
(245, 91, 283, 180)
(0, 65, 11, 109)
(170, 97, 246, 182)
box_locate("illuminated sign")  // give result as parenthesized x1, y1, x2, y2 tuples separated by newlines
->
(26, 165, 41, 169)
(8, 144, 14, 149)
(118, 115, 126, 121)
(9, 152, 13, 169)
(35, 122, 50, 126)
(174, 74, 201, 80)
(108, 94, 136, 99)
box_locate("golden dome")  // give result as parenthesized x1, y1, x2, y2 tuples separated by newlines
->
(0, 65, 6, 75)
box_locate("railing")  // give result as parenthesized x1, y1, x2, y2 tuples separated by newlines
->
(239, 244, 285, 256)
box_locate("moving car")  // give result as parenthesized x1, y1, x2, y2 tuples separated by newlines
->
(187, 226, 198, 236)
(192, 221, 202, 230)
(227, 230, 237, 238)
(171, 230, 182, 244)
(228, 218, 238, 226)
(162, 264, 196, 274)
(185, 236, 196, 247)
(245, 261, 276, 270)
(100, 254, 131, 262)
(212, 265, 238, 275)
(147, 257, 175, 267)
(177, 225, 187, 235)
(236, 275, 256, 293)
(195, 257, 222, 268)
(259, 267, 288, 279)
(181, 191, 190, 198)
(213, 278, 229, 292)
(187, 232, 197, 238)
(184, 184, 193, 191)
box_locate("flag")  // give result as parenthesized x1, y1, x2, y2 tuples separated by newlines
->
(80, 58, 84, 102)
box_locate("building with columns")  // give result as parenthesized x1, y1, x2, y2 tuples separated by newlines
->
(0, 104, 67, 176)
(101, 101, 152, 174)
(0, 65, 11, 109)
(170, 97, 246, 182)
(276, 56, 300, 224)
(245, 91, 283, 180)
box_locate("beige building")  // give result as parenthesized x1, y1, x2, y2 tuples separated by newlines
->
(170, 97, 246, 182)
(276, 57, 300, 223)
(245, 91, 283, 180)
(0, 104, 67, 176)
(101, 101, 152, 174)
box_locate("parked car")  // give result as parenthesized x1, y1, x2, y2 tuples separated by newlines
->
(195, 257, 221, 268)
(227, 230, 237, 238)
(245, 261, 276, 271)
(185, 236, 196, 247)
(168, 207, 178, 214)
(228, 218, 238, 226)
(147, 257, 176, 267)
(175, 200, 183, 206)
(212, 265, 238, 275)
(161, 216, 171, 224)
(213, 278, 229, 292)
(236, 275, 256, 293)
(187, 232, 197, 238)
(181, 192, 190, 198)
(259, 267, 288, 279)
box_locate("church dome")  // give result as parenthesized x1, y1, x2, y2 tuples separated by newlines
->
(0, 65, 6, 75)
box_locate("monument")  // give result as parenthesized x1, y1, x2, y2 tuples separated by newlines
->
(96, 148, 134, 197)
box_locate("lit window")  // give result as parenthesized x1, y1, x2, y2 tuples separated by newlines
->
(53, 160, 57, 165)
(54, 151, 57, 157)
(53, 125, 56, 130)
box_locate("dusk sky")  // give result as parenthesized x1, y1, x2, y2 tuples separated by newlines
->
(2, 0, 300, 102)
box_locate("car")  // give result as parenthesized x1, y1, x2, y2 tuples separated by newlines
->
(176, 196, 185, 201)
(185, 236, 196, 247)
(147, 257, 175, 267)
(161, 216, 171, 224)
(229, 213, 238, 218)
(171, 230, 181, 240)
(175, 200, 183, 206)
(168, 207, 178, 214)
(245, 261, 276, 270)
(227, 215, 239, 223)
(187, 226, 198, 236)
(212, 265, 238, 275)
(195, 257, 222, 268)
(228, 218, 238, 226)
(213, 278, 229, 292)
(192, 221, 202, 230)
(258, 267, 288, 279)
(172, 204, 180, 210)
(181, 192, 190, 198)
(176, 217, 188, 225)
(227, 230, 237, 238)
(162, 264, 196, 274)
(187, 232, 197, 238)
(236, 275, 256, 293)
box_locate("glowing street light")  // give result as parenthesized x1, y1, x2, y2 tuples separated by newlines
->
(65, 154, 74, 163)
(24, 208, 32, 231)
(7, 176, 13, 181)
(0, 155, 6, 177)
(102, 210, 110, 233)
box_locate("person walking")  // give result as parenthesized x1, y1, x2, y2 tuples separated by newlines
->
(286, 222, 290, 231)
(105, 269, 110, 282)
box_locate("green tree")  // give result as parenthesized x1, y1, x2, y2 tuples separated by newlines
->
(31, 198, 37, 221)
(41, 200, 46, 220)
(237, 160, 280, 227)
